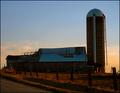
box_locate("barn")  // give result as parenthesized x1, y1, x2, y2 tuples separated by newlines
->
(6, 47, 88, 73)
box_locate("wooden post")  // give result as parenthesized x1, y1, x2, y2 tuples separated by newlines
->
(30, 71, 32, 76)
(56, 64, 59, 80)
(88, 67, 92, 87)
(56, 71, 59, 80)
(112, 67, 118, 91)
(24, 64, 26, 76)
(36, 71, 38, 77)
(36, 63, 38, 77)
(70, 68, 74, 81)
(24, 69, 26, 76)
(29, 64, 32, 76)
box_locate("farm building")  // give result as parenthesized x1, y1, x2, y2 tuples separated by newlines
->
(6, 47, 88, 73)
(6, 8, 106, 73)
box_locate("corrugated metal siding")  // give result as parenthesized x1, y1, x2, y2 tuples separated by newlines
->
(38, 47, 87, 62)
(39, 54, 87, 62)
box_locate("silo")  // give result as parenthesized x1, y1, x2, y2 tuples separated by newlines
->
(87, 9, 105, 73)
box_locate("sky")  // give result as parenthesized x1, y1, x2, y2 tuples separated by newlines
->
(1, 1, 119, 73)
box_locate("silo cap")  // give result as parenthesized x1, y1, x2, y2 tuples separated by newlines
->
(87, 9, 104, 17)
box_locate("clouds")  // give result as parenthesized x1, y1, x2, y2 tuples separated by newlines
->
(1, 41, 40, 68)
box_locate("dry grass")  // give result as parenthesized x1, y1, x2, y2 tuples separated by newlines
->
(1, 70, 120, 91)
(16, 72, 120, 90)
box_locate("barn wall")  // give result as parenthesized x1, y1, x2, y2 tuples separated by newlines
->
(9, 62, 88, 73)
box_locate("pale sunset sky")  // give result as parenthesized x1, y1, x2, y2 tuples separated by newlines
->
(1, 1, 119, 73)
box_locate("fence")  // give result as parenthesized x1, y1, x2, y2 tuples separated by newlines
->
(16, 67, 119, 92)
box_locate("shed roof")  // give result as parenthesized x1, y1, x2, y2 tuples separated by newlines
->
(6, 55, 21, 60)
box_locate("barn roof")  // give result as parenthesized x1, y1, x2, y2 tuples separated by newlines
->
(6, 47, 87, 63)
(39, 47, 87, 62)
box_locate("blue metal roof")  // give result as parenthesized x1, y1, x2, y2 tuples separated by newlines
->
(6, 47, 87, 63)
(41, 47, 75, 54)
(38, 47, 87, 62)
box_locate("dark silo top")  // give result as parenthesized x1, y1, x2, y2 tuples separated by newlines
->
(87, 9, 104, 17)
